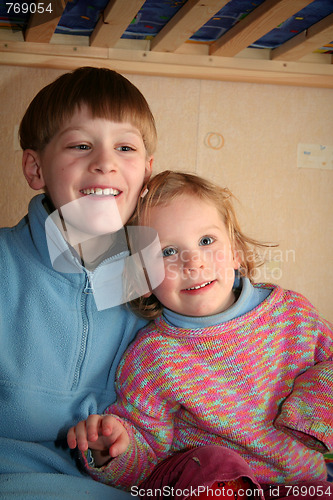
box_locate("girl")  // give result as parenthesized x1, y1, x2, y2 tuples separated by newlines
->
(68, 171, 333, 498)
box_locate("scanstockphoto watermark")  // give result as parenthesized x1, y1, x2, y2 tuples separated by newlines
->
(162, 247, 296, 281)
(130, 484, 264, 497)
(250, 248, 296, 282)
(162, 247, 296, 266)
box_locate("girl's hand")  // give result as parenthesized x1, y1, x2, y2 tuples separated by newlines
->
(67, 414, 130, 466)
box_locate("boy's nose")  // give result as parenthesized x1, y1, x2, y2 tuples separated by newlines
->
(90, 150, 117, 174)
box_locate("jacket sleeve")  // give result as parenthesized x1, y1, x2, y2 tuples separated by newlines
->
(275, 312, 333, 453)
(82, 331, 180, 490)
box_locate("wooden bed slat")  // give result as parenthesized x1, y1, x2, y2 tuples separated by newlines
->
(150, 0, 228, 53)
(209, 0, 315, 57)
(1, 40, 332, 89)
(90, 0, 146, 47)
(272, 13, 333, 60)
(24, 0, 68, 43)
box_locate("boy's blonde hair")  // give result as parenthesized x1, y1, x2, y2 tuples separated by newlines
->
(19, 66, 157, 156)
(129, 170, 272, 319)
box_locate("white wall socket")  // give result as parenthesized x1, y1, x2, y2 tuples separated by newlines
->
(297, 143, 333, 170)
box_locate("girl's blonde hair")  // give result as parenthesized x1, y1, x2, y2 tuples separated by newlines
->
(129, 170, 272, 319)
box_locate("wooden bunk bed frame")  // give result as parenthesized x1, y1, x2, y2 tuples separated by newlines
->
(0, 0, 332, 88)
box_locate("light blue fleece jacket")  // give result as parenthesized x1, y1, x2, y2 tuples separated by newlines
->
(0, 194, 147, 499)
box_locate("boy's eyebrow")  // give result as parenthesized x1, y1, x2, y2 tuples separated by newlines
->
(58, 123, 142, 138)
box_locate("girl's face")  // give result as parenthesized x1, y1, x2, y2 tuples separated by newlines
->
(147, 194, 240, 317)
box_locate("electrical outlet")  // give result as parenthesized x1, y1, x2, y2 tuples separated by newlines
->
(297, 143, 333, 170)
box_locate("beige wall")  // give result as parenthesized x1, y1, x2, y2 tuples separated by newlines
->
(1, 65, 332, 322)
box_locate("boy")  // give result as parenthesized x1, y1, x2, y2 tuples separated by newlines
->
(0, 67, 156, 499)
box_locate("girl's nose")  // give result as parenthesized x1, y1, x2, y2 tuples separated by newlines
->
(182, 250, 205, 272)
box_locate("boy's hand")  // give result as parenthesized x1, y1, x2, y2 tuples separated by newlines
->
(67, 414, 129, 466)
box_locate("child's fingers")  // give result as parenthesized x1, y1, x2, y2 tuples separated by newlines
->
(109, 436, 129, 457)
(108, 421, 130, 457)
(74, 420, 90, 452)
(100, 415, 117, 437)
(67, 426, 77, 450)
(85, 414, 103, 443)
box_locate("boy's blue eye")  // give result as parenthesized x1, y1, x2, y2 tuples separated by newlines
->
(162, 247, 177, 258)
(72, 144, 90, 150)
(199, 236, 214, 246)
(116, 146, 134, 152)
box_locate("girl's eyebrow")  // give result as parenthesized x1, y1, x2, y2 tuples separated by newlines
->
(197, 224, 224, 233)
(159, 225, 224, 244)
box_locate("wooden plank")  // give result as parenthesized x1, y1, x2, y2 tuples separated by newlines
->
(272, 13, 333, 61)
(0, 30, 24, 42)
(210, 0, 314, 57)
(0, 41, 332, 89)
(50, 34, 89, 46)
(25, 0, 68, 43)
(150, 0, 228, 53)
(90, 0, 145, 47)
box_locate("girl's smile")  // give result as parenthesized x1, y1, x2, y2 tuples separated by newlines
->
(181, 280, 216, 293)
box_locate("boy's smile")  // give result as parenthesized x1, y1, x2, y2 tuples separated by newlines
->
(23, 105, 153, 231)
(80, 187, 120, 196)
(147, 194, 240, 317)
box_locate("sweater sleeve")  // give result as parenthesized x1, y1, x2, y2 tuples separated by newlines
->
(82, 330, 180, 490)
(275, 310, 333, 453)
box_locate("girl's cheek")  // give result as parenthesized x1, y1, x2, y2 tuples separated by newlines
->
(165, 263, 179, 282)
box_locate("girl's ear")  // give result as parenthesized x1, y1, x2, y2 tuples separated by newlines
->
(232, 248, 242, 270)
(22, 150, 46, 191)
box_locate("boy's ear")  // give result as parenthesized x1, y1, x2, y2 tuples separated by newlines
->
(22, 150, 46, 191)
(144, 156, 154, 182)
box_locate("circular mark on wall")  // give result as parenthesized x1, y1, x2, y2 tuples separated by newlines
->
(204, 132, 224, 150)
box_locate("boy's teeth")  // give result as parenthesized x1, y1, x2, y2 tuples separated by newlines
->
(186, 281, 212, 290)
(82, 188, 120, 196)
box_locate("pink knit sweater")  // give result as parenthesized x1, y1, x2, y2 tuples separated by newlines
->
(85, 284, 333, 488)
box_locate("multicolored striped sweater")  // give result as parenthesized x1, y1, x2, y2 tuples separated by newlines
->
(85, 284, 333, 488)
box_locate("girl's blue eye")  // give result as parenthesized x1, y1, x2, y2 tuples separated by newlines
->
(199, 236, 214, 246)
(162, 247, 177, 258)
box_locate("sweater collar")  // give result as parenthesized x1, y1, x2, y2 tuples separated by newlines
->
(163, 278, 272, 329)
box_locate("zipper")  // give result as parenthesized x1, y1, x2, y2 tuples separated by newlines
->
(71, 272, 94, 389)
(70, 249, 128, 389)
(83, 271, 94, 294)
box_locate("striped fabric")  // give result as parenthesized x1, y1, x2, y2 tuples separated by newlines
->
(85, 284, 333, 489)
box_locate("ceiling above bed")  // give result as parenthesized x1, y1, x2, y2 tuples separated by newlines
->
(0, 0, 333, 88)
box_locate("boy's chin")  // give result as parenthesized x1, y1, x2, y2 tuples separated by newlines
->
(57, 196, 124, 243)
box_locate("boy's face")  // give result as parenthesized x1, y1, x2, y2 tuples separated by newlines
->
(147, 194, 240, 317)
(25, 105, 153, 226)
